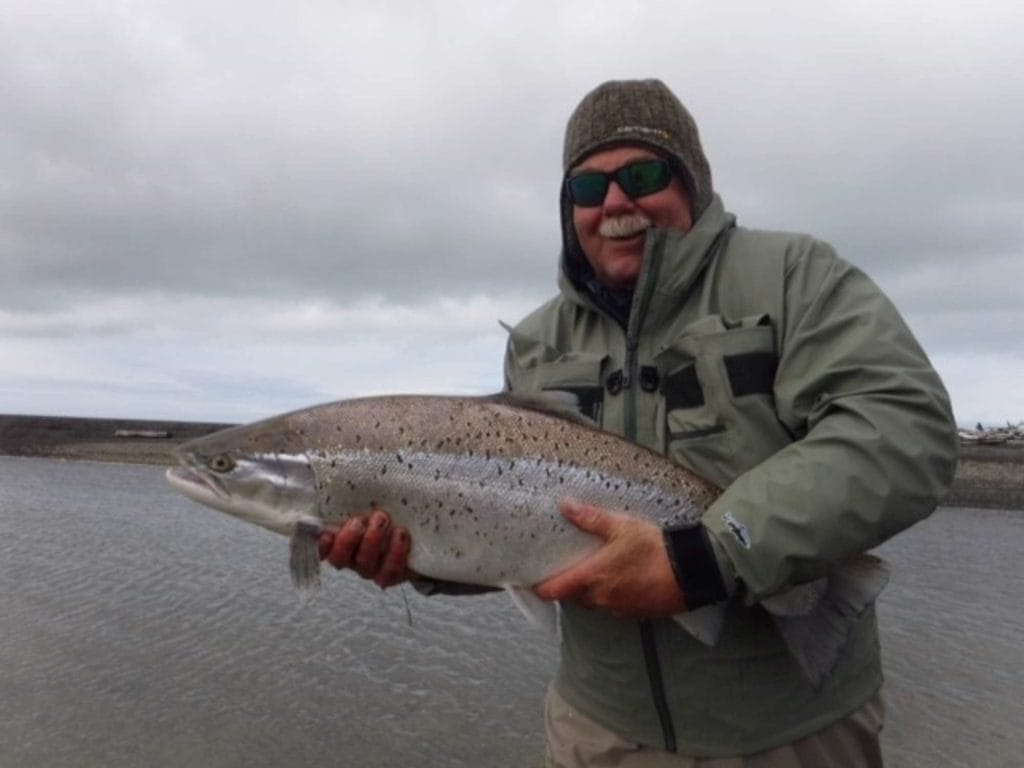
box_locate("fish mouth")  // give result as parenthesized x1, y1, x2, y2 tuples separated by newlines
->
(165, 464, 226, 505)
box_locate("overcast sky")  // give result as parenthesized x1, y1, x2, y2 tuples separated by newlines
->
(1, 0, 1021, 426)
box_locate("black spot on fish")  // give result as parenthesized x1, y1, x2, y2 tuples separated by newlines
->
(401, 498, 408, 506)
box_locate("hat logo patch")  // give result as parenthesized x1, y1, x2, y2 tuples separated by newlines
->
(615, 125, 672, 141)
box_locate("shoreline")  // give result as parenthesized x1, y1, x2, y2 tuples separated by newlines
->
(1, 413, 1021, 510)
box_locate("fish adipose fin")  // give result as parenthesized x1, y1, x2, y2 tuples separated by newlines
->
(289, 518, 324, 591)
(505, 585, 559, 637)
(672, 603, 727, 645)
(768, 554, 891, 688)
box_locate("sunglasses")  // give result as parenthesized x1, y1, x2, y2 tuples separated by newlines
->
(566, 158, 673, 207)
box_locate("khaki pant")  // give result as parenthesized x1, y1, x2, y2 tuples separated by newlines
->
(543, 686, 885, 768)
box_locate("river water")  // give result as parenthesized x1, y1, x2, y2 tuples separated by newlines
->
(0, 457, 1020, 767)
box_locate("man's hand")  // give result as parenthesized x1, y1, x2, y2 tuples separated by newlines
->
(534, 499, 686, 618)
(318, 509, 412, 588)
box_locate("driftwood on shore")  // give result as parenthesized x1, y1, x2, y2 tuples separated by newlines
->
(958, 422, 1024, 446)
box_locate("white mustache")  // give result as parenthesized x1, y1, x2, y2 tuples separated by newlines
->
(599, 214, 651, 238)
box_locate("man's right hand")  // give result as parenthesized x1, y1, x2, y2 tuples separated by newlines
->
(317, 509, 412, 588)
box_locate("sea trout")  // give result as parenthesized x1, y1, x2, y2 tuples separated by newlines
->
(166, 392, 888, 686)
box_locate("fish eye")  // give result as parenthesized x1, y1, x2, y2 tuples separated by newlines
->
(209, 454, 236, 473)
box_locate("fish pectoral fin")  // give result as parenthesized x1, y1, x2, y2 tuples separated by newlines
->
(671, 603, 727, 646)
(505, 585, 558, 637)
(767, 554, 891, 688)
(289, 519, 324, 591)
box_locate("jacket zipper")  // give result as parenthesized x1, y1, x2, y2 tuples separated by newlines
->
(639, 621, 676, 752)
(622, 326, 677, 753)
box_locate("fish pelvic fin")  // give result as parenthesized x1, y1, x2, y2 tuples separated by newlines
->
(671, 603, 727, 645)
(767, 554, 891, 688)
(505, 585, 559, 637)
(289, 518, 324, 592)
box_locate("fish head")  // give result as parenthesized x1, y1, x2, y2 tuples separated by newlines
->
(166, 420, 318, 536)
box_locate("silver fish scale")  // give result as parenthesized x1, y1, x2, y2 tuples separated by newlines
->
(308, 447, 706, 587)
(296, 395, 715, 500)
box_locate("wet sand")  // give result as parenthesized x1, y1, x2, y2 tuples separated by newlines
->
(1, 413, 1021, 509)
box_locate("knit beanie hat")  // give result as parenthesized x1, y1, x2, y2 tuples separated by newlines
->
(562, 79, 713, 218)
(558, 80, 714, 294)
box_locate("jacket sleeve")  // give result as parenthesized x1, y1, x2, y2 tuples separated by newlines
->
(703, 240, 959, 601)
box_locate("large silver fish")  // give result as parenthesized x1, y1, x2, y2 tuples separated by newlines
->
(165, 393, 888, 686)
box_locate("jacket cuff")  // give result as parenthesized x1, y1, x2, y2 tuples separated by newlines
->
(662, 525, 731, 610)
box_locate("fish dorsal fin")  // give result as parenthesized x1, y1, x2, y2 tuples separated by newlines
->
(486, 391, 597, 428)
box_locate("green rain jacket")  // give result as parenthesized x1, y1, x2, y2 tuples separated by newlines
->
(503, 196, 958, 757)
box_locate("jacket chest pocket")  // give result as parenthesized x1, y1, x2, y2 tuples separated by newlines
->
(526, 353, 609, 423)
(655, 314, 793, 488)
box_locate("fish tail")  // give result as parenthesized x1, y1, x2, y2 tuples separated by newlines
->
(768, 554, 891, 688)
(289, 518, 323, 591)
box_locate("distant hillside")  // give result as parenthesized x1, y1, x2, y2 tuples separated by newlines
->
(0, 414, 234, 465)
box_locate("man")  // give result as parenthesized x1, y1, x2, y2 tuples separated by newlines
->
(319, 79, 959, 766)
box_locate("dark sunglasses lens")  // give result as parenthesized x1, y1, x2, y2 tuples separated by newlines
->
(567, 173, 609, 207)
(618, 160, 671, 198)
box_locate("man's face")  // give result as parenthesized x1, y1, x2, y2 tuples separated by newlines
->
(570, 145, 693, 292)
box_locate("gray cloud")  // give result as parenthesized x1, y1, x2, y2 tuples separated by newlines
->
(1, 0, 1021, 421)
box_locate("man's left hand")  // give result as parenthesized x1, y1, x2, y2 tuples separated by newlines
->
(534, 499, 686, 618)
